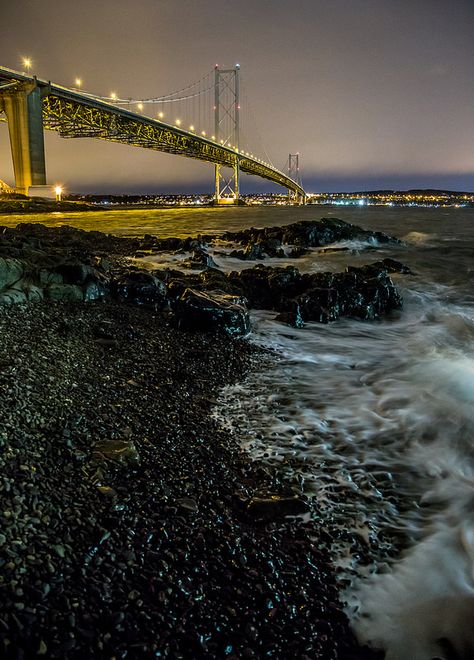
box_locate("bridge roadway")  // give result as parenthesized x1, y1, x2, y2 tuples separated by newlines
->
(0, 66, 305, 200)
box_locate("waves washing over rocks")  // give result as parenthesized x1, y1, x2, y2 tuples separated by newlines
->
(210, 208, 474, 660)
(0, 206, 473, 658)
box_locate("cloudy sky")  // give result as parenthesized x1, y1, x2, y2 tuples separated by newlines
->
(1, 0, 474, 193)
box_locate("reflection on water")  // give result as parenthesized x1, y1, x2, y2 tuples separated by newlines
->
(1, 204, 473, 242)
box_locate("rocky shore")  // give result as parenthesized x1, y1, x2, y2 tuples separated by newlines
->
(0, 219, 395, 659)
(0, 196, 97, 215)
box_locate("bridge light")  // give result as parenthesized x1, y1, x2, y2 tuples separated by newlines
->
(22, 57, 32, 73)
(201, 131, 206, 136)
(158, 111, 164, 119)
(54, 185, 63, 202)
(211, 135, 216, 140)
(189, 125, 195, 131)
(137, 103, 144, 111)
(175, 119, 181, 126)
(110, 92, 117, 101)
(74, 78, 82, 88)
(220, 139, 224, 144)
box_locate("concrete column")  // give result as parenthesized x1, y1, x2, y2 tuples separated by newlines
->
(1, 83, 46, 195)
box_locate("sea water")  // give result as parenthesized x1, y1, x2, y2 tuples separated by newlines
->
(4, 205, 474, 658)
(209, 207, 474, 660)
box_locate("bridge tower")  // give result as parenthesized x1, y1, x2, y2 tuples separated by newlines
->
(0, 79, 47, 196)
(214, 64, 240, 205)
(288, 153, 304, 204)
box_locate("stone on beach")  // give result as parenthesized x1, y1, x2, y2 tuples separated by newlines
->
(112, 270, 168, 308)
(175, 288, 251, 337)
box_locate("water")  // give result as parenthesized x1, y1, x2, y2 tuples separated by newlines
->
(4, 205, 474, 658)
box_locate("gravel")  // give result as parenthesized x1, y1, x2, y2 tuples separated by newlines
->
(0, 238, 382, 658)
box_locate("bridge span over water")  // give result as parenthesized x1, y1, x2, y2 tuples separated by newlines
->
(0, 65, 305, 204)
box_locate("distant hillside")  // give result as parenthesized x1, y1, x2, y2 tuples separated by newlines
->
(335, 189, 474, 196)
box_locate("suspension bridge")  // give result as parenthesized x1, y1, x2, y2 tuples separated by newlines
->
(0, 64, 305, 204)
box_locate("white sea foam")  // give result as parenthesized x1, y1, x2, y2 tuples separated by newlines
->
(142, 209, 474, 659)
(213, 283, 474, 659)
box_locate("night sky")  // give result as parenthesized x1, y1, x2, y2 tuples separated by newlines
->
(1, 0, 474, 194)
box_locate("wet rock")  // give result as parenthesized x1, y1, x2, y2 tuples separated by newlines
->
(0, 287, 28, 304)
(381, 257, 412, 274)
(112, 270, 168, 308)
(175, 497, 198, 512)
(0, 257, 24, 290)
(175, 288, 250, 337)
(287, 246, 309, 258)
(230, 238, 284, 261)
(183, 248, 218, 269)
(38, 270, 63, 286)
(55, 263, 97, 285)
(37, 640, 47, 655)
(92, 439, 140, 465)
(227, 265, 302, 310)
(45, 283, 84, 302)
(275, 302, 305, 328)
(296, 288, 340, 323)
(246, 495, 310, 520)
(223, 218, 399, 259)
(84, 280, 108, 301)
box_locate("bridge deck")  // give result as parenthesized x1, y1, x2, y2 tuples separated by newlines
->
(0, 66, 305, 197)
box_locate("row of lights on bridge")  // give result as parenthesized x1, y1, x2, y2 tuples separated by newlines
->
(20, 57, 274, 169)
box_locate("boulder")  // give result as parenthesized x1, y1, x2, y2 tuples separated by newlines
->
(84, 280, 109, 302)
(45, 283, 84, 302)
(222, 218, 400, 260)
(55, 263, 97, 285)
(0, 257, 24, 290)
(296, 288, 340, 323)
(275, 302, 305, 328)
(183, 248, 218, 269)
(228, 264, 302, 309)
(0, 288, 27, 305)
(175, 288, 250, 337)
(112, 271, 168, 308)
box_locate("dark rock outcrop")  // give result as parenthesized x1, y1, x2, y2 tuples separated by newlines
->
(223, 218, 399, 258)
(182, 247, 218, 269)
(175, 288, 250, 337)
(111, 271, 168, 308)
(0, 223, 406, 332)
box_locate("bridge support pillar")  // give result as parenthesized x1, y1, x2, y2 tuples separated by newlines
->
(214, 161, 240, 205)
(1, 81, 46, 196)
(214, 64, 241, 204)
(288, 153, 305, 205)
(289, 191, 306, 205)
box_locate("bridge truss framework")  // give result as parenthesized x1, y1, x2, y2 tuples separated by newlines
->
(0, 66, 305, 203)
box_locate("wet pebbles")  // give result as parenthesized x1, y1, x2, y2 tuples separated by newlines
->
(0, 227, 381, 658)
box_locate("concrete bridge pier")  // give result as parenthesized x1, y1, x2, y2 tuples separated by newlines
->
(0, 81, 47, 196)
